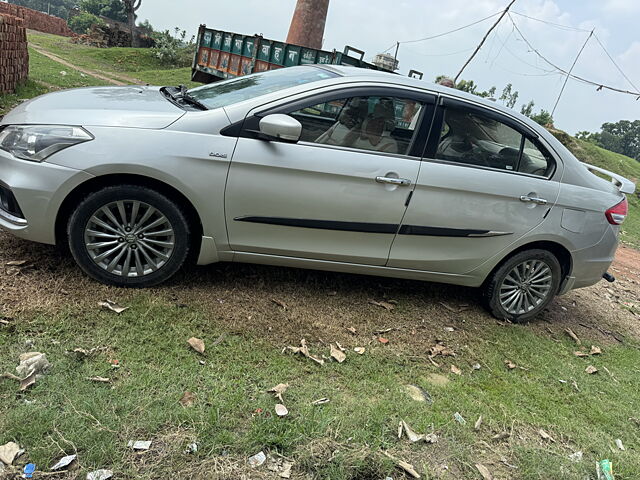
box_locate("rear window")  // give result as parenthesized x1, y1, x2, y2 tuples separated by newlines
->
(188, 67, 338, 110)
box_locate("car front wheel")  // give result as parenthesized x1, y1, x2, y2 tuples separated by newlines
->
(484, 249, 561, 322)
(68, 185, 190, 287)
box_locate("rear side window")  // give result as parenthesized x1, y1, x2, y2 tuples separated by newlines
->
(288, 96, 424, 156)
(435, 107, 555, 176)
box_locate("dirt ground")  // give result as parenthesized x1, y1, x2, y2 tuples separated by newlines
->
(1, 231, 638, 351)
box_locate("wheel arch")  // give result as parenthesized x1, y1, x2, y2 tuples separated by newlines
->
(55, 173, 204, 256)
(484, 240, 572, 286)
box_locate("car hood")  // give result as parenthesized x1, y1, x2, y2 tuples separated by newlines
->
(1, 86, 185, 129)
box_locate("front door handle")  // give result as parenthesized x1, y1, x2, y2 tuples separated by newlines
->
(520, 195, 548, 205)
(376, 176, 411, 186)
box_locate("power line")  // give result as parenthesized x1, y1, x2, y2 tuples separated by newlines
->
(510, 11, 592, 32)
(508, 14, 640, 97)
(552, 28, 594, 116)
(454, 0, 517, 83)
(593, 34, 640, 93)
(399, 11, 502, 44)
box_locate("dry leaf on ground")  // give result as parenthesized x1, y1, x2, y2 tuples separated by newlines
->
(311, 397, 329, 405)
(539, 429, 555, 442)
(0, 441, 22, 465)
(330, 344, 346, 363)
(590, 345, 602, 355)
(87, 376, 111, 383)
(369, 300, 395, 311)
(450, 365, 462, 376)
(564, 327, 581, 345)
(98, 300, 128, 314)
(346, 327, 357, 335)
(354, 347, 365, 354)
(585, 365, 598, 374)
(271, 299, 288, 310)
(378, 337, 389, 344)
(399, 420, 423, 442)
(475, 463, 493, 480)
(474, 416, 483, 430)
(187, 337, 205, 355)
(429, 343, 455, 358)
(504, 360, 517, 369)
(19, 372, 36, 391)
(382, 452, 421, 478)
(284, 339, 324, 365)
(6, 260, 28, 266)
(179, 391, 196, 407)
(267, 383, 289, 402)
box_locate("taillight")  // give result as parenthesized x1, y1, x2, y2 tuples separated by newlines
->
(605, 197, 628, 225)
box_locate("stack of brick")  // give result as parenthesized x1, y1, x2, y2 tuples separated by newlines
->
(0, 14, 29, 94)
(0, 2, 73, 37)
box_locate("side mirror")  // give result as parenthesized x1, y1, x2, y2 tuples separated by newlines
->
(259, 114, 301, 143)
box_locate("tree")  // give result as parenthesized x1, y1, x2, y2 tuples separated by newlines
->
(68, 11, 104, 34)
(78, 0, 127, 22)
(122, 0, 142, 47)
(576, 120, 640, 161)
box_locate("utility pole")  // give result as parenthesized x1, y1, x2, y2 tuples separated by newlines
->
(454, 0, 516, 83)
(551, 28, 594, 116)
(393, 41, 400, 62)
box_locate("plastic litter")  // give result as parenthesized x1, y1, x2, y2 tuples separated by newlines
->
(127, 440, 151, 450)
(51, 454, 76, 470)
(23, 463, 36, 478)
(453, 412, 466, 425)
(597, 459, 614, 480)
(248, 451, 266, 467)
(86, 469, 113, 480)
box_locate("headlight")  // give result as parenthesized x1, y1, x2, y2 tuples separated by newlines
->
(0, 125, 93, 162)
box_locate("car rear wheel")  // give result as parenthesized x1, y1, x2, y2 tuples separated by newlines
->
(68, 185, 190, 287)
(484, 249, 561, 322)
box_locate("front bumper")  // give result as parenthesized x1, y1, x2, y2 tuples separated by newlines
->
(0, 149, 94, 244)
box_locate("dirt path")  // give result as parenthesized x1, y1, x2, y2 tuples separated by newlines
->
(30, 46, 143, 86)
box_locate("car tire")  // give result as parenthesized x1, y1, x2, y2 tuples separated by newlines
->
(68, 185, 190, 287)
(483, 249, 561, 322)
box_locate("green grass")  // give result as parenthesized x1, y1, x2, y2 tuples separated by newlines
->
(2, 294, 640, 479)
(28, 48, 109, 89)
(0, 79, 49, 116)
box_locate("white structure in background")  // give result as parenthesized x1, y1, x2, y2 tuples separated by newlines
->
(372, 52, 398, 71)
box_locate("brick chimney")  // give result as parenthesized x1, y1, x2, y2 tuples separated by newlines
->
(286, 0, 330, 49)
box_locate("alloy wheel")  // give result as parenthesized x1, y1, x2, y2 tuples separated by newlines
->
(83, 200, 175, 277)
(499, 259, 553, 315)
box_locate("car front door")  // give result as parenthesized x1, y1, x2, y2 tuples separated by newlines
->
(388, 97, 561, 274)
(225, 87, 435, 265)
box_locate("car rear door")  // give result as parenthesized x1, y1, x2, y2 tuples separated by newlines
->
(225, 86, 436, 266)
(388, 97, 561, 273)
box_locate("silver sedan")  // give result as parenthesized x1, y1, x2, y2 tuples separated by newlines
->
(0, 66, 634, 321)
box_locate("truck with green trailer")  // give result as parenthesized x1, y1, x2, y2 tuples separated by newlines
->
(191, 24, 422, 84)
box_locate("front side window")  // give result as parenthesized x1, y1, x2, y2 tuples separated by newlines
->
(187, 67, 338, 110)
(435, 107, 554, 176)
(288, 96, 424, 156)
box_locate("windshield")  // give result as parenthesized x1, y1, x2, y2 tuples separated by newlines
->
(187, 66, 339, 110)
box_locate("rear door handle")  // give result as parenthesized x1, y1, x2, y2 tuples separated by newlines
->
(376, 176, 411, 186)
(519, 195, 548, 205)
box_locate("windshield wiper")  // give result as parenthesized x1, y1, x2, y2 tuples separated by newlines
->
(161, 85, 208, 111)
(177, 84, 208, 111)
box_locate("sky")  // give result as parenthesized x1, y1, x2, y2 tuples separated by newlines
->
(136, 0, 640, 134)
